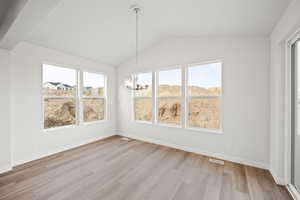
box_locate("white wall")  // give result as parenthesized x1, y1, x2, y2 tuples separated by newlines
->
(270, 0, 300, 184)
(10, 42, 117, 166)
(0, 48, 12, 173)
(117, 37, 270, 169)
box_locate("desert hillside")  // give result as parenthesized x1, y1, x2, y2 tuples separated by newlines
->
(135, 85, 221, 97)
(135, 85, 221, 129)
(43, 88, 104, 129)
(43, 85, 220, 130)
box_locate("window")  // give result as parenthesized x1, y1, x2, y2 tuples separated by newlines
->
(133, 72, 152, 122)
(43, 64, 77, 129)
(82, 72, 106, 122)
(132, 61, 222, 133)
(158, 68, 182, 125)
(187, 62, 222, 130)
(42, 64, 107, 129)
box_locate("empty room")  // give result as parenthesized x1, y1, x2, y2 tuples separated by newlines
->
(1, 0, 300, 199)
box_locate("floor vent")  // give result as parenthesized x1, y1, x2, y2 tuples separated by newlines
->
(208, 158, 225, 165)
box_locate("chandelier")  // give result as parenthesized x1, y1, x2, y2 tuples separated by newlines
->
(125, 5, 149, 91)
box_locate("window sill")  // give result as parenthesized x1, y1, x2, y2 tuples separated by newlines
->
(43, 124, 77, 132)
(43, 120, 108, 132)
(82, 120, 107, 126)
(156, 122, 182, 129)
(185, 127, 223, 134)
(133, 121, 223, 135)
(134, 120, 153, 125)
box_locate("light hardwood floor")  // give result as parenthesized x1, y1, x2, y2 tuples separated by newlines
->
(0, 136, 291, 200)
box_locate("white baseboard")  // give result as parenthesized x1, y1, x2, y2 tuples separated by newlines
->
(13, 133, 116, 167)
(119, 132, 269, 170)
(270, 168, 286, 185)
(0, 165, 12, 174)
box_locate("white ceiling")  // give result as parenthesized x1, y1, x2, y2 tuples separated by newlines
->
(21, 0, 291, 66)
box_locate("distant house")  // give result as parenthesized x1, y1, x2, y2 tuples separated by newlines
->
(83, 87, 93, 93)
(43, 82, 74, 91)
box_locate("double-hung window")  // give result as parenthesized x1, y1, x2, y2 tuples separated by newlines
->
(157, 68, 182, 125)
(43, 64, 77, 129)
(81, 72, 106, 122)
(43, 64, 107, 130)
(133, 61, 222, 132)
(133, 72, 153, 122)
(187, 62, 222, 130)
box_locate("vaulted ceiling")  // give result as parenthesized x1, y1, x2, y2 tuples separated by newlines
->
(0, 0, 292, 66)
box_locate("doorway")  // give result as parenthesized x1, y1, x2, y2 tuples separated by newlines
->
(291, 38, 300, 194)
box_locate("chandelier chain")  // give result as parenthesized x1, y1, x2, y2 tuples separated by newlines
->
(125, 5, 149, 91)
(135, 8, 139, 68)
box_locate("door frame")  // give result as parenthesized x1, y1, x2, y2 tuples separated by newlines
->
(284, 28, 300, 199)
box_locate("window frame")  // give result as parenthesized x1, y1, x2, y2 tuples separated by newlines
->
(42, 63, 79, 131)
(156, 66, 183, 127)
(80, 70, 107, 124)
(132, 60, 223, 134)
(186, 61, 223, 133)
(42, 63, 108, 131)
(132, 71, 154, 124)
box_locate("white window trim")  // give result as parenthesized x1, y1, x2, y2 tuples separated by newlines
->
(43, 124, 78, 132)
(41, 64, 79, 131)
(186, 61, 223, 132)
(154, 68, 181, 128)
(42, 63, 108, 131)
(80, 70, 107, 124)
(156, 66, 183, 127)
(132, 60, 223, 134)
(155, 96, 182, 99)
(283, 27, 300, 194)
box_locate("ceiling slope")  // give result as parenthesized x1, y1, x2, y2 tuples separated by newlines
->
(1, 0, 292, 65)
(0, 0, 61, 49)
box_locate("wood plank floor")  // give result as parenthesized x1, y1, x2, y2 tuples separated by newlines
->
(0, 136, 291, 200)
